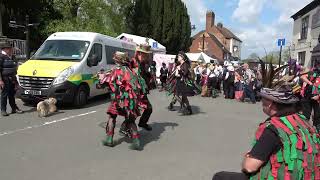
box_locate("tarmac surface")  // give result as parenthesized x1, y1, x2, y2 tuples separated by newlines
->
(0, 90, 265, 180)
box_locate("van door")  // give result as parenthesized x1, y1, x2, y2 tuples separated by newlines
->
(86, 43, 105, 97)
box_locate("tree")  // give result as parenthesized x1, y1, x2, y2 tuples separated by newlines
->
(126, 0, 192, 54)
(42, 0, 134, 37)
(1, 0, 132, 51)
(1, 0, 61, 51)
(248, 53, 259, 60)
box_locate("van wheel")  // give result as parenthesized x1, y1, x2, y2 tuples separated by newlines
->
(74, 85, 88, 108)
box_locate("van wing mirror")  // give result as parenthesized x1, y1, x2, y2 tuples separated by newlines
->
(87, 54, 99, 67)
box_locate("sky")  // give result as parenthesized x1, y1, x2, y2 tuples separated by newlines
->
(181, 0, 314, 59)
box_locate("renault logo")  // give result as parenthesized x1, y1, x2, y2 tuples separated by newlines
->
(32, 70, 37, 76)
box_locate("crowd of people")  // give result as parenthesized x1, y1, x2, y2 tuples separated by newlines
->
(192, 61, 262, 104)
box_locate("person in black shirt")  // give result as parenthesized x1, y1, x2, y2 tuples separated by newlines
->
(149, 61, 157, 89)
(0, 42, 23, 116)
(159, 63, 168, 91)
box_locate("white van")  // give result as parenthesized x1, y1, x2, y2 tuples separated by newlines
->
(17, 32, 137, 107)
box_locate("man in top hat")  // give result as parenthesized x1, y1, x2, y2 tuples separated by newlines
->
(212, 85, 320, 180)
(121, 44, 153, 133)
(0, 42, 23, 116)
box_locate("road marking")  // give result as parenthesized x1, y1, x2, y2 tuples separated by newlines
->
(0, 111, 97, 137)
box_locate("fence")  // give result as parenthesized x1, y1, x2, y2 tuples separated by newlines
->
(0, 37, 26, 58)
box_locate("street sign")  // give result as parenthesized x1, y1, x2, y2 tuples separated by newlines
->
(278, 38, 286, 47)
(152, 42, 158, 48)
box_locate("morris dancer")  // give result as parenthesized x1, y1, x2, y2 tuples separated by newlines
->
(97, 51, 142, 150)
(167, 56, 183, 111)
(175, 51, 197, 115)
(119, 44, 153, 137)
(301, 58, 320, 131)
(212, 86, 320, 180)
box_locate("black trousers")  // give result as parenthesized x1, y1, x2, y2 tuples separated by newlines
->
(225, 83, 235, 99)
(1, 78, 17, 112)
(213, 171, 248, 180)
(160, 76, 167, 88)
(301, 97, 320, 129)
(196, 74, 201, 85)
(139, 95, 152, 125)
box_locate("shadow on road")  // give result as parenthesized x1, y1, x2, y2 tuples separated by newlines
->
(100, 122, 179, 151)
(170, 105, 204, 115)
(139, 122, 179, 150)
(22, 107, 37, 113)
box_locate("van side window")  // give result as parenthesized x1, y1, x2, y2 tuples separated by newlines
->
(89, 43, 102, 62)
(105, 45, 115, 64)
(105, 45, 135, 65)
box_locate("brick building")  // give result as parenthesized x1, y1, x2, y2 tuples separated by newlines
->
(189, 11, 242, 64)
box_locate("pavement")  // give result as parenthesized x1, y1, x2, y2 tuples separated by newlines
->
(0, 90, 265, 180)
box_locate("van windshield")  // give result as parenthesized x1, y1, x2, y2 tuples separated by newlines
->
(32, 40, 90, 61)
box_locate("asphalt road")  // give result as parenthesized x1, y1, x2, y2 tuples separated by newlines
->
(0, 90, 265, 180)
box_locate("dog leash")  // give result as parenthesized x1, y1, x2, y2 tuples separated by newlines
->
(28, 95, 46, 101)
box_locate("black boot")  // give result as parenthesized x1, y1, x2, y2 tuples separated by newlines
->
(182, 106, 192, 115)
(168, 103, 175, 111)
(187, 106, 193, 115)
(1, 111, 9, 116)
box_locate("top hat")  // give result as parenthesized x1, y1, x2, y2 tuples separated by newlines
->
(136, 44, 152, 54)
(259, 85, 299, 104)
(113, 51, 129, 65)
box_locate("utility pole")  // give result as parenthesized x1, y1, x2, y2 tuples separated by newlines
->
(25, 15, 30, 59)
(0, 4, 3, 37)
(278, 45, 282, 67)
(202, 34, 205, 52)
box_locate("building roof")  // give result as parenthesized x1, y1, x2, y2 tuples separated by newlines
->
(216, 26, 242, 42)
(116, 33, 166, 52)
(193, 30, 231, 54)
(291, 0, 320, 20)
(186, 52, 218, 64)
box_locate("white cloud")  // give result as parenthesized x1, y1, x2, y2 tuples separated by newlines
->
(237, 23, 290, 58)
(238, 0, 314, 58)
(232, 0, 267, 23)
(182, 0, 315, 58)
(181, 0, 207, 32)
(271, 0, 314, 24)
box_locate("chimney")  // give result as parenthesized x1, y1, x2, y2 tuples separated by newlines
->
(217, 22, 223, 28)
(206, 11, 215, 31)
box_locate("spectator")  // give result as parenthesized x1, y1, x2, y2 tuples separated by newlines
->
(242, 63, 256, 104)
(224, 65, 235, 99)
(194, 63, 204, 85)
(159, 63, 168, 91)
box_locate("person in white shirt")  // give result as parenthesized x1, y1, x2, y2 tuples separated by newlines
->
(194, 63, 204, 85)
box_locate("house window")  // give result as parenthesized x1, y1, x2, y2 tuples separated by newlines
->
(301, 16, 309, 40)
(233, 46, 238, 53)
(298, 51, 306, 65)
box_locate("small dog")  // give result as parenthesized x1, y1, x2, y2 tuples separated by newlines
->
(37, 97, 57, 118)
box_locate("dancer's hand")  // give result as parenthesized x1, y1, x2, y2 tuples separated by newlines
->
(312, 95, 320, 101)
